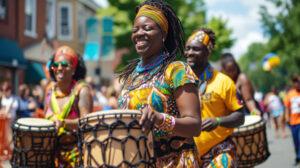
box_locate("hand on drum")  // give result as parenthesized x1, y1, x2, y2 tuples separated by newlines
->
(140, 105, 163, 133)
(54, 119, 65, 130)
(202, 118, 219, 132)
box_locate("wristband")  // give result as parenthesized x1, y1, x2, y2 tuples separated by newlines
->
(216, 117, 222, 126)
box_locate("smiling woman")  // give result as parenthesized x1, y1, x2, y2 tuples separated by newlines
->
(118, 0, 202, 167)
(45, 46, 93, 168)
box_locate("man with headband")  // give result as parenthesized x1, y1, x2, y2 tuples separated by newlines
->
(184, 28, 245, 167)
(44, 45, 93, 167)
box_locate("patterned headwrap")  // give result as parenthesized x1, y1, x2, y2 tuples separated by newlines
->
(54, 46, 78, 69)
(187, 30, 212, 52)
(135, 4, 169, 34)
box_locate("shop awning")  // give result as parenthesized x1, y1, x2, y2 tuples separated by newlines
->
(0, 38, 27, 68)
(24, 61, 46, 84)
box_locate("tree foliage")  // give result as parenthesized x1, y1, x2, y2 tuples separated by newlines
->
(239, 0, 300, 92)
(97, 0, 234, 70)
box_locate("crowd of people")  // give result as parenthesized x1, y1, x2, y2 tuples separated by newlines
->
(0, 0, 299, 167)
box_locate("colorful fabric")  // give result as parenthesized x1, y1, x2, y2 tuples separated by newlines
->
(284, 89, 300, 125)
(194, 70, 243, 156)
(55, 146, 79, 168)
(136, 4, 169, 33)
(119, 61, 200, 167)
(201, 138, 237, 168)
(45, 80, 89, 167)
(187, 31, 210, 46)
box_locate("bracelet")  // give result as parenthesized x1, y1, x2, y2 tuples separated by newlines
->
(160, 113, 176, 132)
(216, 117, 222, 126)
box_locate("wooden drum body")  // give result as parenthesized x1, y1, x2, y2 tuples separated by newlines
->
(78, 110, 155, 168)
(231, 115, 270, 167)
(11, 118, 56, 168)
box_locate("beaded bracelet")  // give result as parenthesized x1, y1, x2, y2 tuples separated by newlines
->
(160, 113, 176, 132)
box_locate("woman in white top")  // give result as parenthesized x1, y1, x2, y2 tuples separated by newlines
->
(264, 87, 287, 138)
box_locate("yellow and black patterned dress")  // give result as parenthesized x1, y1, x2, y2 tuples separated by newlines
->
(119, 61, 200, 167)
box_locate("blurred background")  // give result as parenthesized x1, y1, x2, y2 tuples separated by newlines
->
(0, 0, 299, 167)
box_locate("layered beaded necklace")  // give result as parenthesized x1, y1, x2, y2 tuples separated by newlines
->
(125, 53, 165, 91)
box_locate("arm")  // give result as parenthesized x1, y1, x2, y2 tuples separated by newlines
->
(140, 83, 201, 138)
(202, 107, 245, 132)
(239, 74, 261, 115)
(172, 83, 201, 137)
(64, 86, 93, 130)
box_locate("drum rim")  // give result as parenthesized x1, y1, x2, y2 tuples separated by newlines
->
(13, 118, 55, 132)
(85, 109, 141, 117)
(79, 109, 142, 126)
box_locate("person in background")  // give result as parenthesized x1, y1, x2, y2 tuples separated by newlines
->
(16, 84, 37, 119)
(185, 28, 245, 167)
(45, 45, 93, 167)
(264, 87, 286, 138)
(0, 81, 18, 160)
(220, 53, 262, 116)
(284, 75, 300, 166)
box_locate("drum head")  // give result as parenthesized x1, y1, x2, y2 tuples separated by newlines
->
(15, 118, 55, 131)
(82, 109, 141, 121)
(86, 109, 141, 117)
(240, 115, 262, 128)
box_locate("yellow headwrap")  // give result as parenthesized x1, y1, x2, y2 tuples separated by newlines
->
(135, 5, 169, 34)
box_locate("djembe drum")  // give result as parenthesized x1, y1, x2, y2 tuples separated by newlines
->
(231, 115, 270, 167)
(78, 110, 155, 168)
(11, 118, 56, 167)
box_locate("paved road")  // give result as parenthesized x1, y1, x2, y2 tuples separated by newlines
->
(256, 123, 296, 168)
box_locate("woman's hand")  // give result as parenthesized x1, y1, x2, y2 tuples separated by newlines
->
(139, 105, 163, 133)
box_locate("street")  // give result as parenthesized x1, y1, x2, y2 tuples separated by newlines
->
(257, 122, 295, 168)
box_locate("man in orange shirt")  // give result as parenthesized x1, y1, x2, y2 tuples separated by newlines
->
(284, 75, 300, 166)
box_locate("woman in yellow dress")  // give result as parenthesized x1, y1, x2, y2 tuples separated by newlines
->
(118, 0, 201, 167)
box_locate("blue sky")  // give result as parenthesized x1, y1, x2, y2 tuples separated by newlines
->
(95, 0, 278, 59)
(205, 0, 278, 59)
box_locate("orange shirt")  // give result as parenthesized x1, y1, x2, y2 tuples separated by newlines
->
(284, 89, 300, 125)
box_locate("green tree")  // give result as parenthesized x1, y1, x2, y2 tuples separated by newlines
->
(239, 42, 286, 92)
(207, 17, 235, 61)
(260, 0, 300, 78)
(98, 0, 234, 70)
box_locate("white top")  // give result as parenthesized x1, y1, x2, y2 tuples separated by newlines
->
(0, 95, 18, 120)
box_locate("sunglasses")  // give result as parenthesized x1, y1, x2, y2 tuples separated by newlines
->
(52, 61, 70, 68)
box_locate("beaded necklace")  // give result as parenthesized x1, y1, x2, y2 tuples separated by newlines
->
(125, 53, 165, 91)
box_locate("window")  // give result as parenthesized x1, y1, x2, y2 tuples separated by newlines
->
(0, 0, 7, 21)
(45, 0, 56, 39)
(24, 0, 37, 37)
(58, 2, 72, 41)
